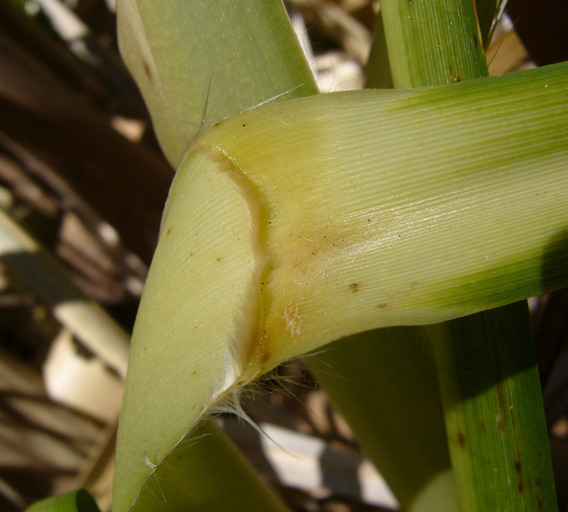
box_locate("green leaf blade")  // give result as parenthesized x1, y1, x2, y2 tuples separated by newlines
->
(117, 0, 317, 166)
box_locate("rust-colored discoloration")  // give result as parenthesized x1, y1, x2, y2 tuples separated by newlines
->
(217, 257, 222, 262)
(457, 431, 466, 448)
(260, 345, 271, 366)
(142, 59, 152, 80)
(259, 330, 270, 366)
(166, 227, 172, 235)
(377, 303, 388, 309)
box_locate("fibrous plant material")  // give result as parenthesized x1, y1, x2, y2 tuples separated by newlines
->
(114, 62, 568, 511)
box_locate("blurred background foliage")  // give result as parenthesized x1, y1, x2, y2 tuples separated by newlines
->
(0, 1, 567, 511)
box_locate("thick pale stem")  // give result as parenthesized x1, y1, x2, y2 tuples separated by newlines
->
(116, 66, 568, 511)
(115, 12, 568, 506)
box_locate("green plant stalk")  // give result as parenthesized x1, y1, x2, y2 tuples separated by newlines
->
(380, 0, 487, 87)
(427, 304, 557, 509)
(379, 0, 557, 509)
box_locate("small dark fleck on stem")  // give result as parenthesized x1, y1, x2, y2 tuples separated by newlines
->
(142, 60, 152, 80)
(261, 347, 271, 365)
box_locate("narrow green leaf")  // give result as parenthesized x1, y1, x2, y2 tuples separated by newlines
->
(380, 0, 487, 86)
(26, 490, 100, 512)
(427, 303, 557, 509)
(117, 0, 317, 166)
(131, 420, 289, 512)
(308, 330, 458, 512)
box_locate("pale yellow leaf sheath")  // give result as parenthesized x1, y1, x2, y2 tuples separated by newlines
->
(113, 63, 568, 511)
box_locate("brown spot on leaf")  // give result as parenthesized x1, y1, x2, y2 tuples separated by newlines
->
(142, 59, 152, 80)
(377, 303, 388, 309)
(457, 431, 466, 448)
(260, 346, 271, 366)
(217, 257, 222, 262)
(349, 283, 360, 292)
